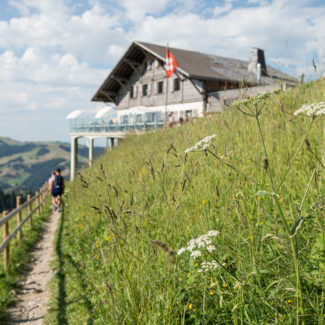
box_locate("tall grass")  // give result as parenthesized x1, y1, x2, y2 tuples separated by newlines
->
(48, 80, 325, 324)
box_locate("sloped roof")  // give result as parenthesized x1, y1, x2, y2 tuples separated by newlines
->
(92, 41, 297, 103)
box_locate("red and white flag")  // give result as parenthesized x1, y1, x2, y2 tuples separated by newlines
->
(165, 49, 178, 78)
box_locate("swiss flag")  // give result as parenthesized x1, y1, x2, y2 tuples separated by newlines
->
(165, 49, 178, 78)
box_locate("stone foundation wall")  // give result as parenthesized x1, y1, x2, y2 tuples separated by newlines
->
(207, 83, 287, 112)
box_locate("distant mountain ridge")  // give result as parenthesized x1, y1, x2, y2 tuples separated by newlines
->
(0, 137, 104, 191)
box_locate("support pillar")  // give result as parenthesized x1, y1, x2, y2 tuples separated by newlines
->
(110, 138, 114, 150)
(88, 138, 94, 166)
(70, 136, 78, 181)
(106, 138, 109, 152)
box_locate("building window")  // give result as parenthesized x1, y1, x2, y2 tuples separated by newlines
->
(173, 78, 181, 91)
(157, 81, 164, 94)
(142, 84, 148, 96)
(130, 86, 137, 99)
(122, 115, 128, 124)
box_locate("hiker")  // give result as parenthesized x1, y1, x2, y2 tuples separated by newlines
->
(52, 168, 65, 212)
(48, 170, 56, 209)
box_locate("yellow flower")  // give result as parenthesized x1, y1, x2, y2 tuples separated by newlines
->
(278, 198, 283, 203)
(209, 291, 214, 295)
(248, 236, 254, 241)
(257, 196, 262, 200)
(188, 304, 193, 309)
(138, 167, 147, 177)
(259, 222, 264, 225)
(202, 200, 206, 204)
(105, 236, 111, 241)
(222, 283, 228, 288)
(193, 308, 197, 312)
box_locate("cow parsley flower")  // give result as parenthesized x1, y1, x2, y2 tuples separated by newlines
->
(185, 134, 216, 154)
(207, 230, 220, 237)
(177, 247, 186, 256)
(190, 250, 202, 258)
(206, 245, 216, 252)
(199, 261, 225, 272)
(177, 230, 220, 258)
(293, 102, 325, 117)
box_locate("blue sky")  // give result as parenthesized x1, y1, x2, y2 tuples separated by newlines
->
(0, 0, 324, 142)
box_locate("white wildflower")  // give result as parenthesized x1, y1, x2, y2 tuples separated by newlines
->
(177, 230, 220, 259)
(190, 250, 202, 258)
(200, 260, 223, 271)
(206, 245, 216, 252)
(195, 235, 212, 248)
(177, 247, 186, 255)
(293, 102, 325, 117)
(207, 230, 219, 237)
(185, 134, 216, 154)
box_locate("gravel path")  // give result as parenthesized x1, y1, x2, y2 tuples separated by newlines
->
(7, 210, 60, 325)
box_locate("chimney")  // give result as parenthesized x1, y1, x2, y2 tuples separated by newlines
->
(248, 48, 267, 77)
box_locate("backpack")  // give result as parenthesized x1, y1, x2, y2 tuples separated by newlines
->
(54, 174, 63, 190)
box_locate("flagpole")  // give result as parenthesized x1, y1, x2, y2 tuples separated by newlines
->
(165, 43, 169, 125)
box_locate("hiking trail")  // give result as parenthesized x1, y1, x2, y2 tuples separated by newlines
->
(7, 210, 60, 324)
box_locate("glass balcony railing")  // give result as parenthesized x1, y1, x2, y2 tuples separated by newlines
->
(69, 120, 165, 134)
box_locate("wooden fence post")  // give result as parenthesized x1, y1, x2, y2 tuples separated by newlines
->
(27, 194, 32, 227)
(2, 210, 9, 271)
(36, 191, 40, 216)
(41, 187, 44, 213)
(16, 196, 22, 243)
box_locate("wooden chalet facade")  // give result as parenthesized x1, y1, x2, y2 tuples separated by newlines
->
(92, 41, 297, 120)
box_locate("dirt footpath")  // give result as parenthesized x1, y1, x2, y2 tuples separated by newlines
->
(7, 210, 60, 325)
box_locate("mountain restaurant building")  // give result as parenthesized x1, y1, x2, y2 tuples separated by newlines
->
(69, 41, 298, 179)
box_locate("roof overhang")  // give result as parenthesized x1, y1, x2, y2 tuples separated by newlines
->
(91, 41, 190, 104)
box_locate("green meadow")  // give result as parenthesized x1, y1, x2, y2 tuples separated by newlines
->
(47, 80, 324, 324)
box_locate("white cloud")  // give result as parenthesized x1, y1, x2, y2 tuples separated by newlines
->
(120, 0, 170, 22)
(213, 0, 235, 16)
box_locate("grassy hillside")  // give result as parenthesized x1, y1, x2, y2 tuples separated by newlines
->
(48, 80, 325, 324)
(0, 138, 104, 191)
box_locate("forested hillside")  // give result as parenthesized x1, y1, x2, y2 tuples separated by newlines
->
(0, 138, 105, 206)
